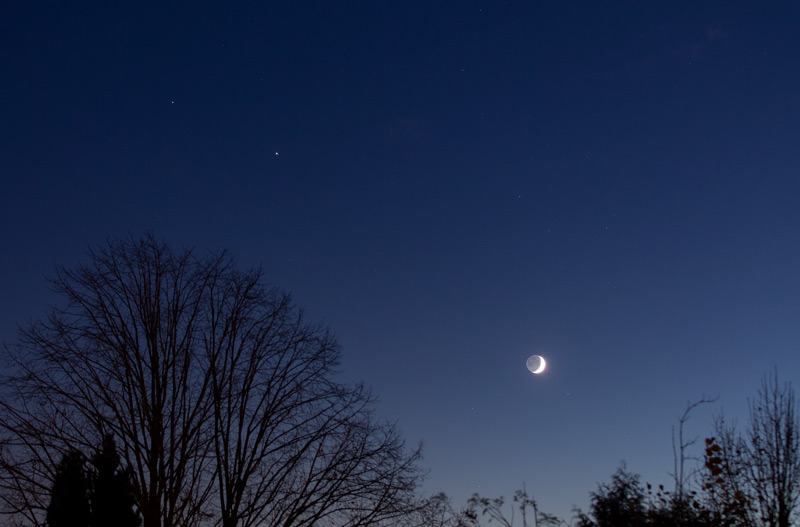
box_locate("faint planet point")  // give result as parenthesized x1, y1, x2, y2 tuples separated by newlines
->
(526, 355, 546, 374)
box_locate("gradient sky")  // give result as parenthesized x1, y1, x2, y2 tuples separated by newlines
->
(4, 2, 800, 521)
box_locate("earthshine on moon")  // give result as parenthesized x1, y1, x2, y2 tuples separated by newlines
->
(526, 355, 546, 374)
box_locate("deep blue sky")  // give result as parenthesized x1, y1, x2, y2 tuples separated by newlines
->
(4, 1, 800, 521)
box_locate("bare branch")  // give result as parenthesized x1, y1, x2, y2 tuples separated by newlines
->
(0, 235, 423, 527)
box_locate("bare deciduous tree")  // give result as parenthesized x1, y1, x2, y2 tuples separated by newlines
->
(744, 372, 800, 527)
(0, 235, 422, 527)
(702, 419, 754, 527)
(707, 372, 800, 527)
(671, 396, 718, 500)
(668, 395, 718, 524)
(2, 237, 217, 527)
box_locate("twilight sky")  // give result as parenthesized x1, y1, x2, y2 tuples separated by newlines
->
(3, 2, 800, 521)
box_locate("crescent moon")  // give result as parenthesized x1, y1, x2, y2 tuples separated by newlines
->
(526, 355, 546, 374)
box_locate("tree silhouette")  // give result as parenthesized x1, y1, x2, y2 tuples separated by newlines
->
(576, 465, 647, 527)
(670, 397, 718, 506)
(411, 492, 472, 527)
(0, 234, 422, 527)
(465, 486, 564, 527)
(576, 464, 723, 527)
(46, 450, 90, 527)
(745, 373, 800, 527)
(701, 432, 752, 527)
(708, 372, 800, 527)
(90, 435, 140, 527)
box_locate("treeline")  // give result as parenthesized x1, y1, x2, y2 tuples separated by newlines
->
(572, 373, 800, 527)
(423, 373, 800, 527)
(1, 235, 797, 527)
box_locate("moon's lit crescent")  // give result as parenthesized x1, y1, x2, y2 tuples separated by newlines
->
(526, 355, 546, 374)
